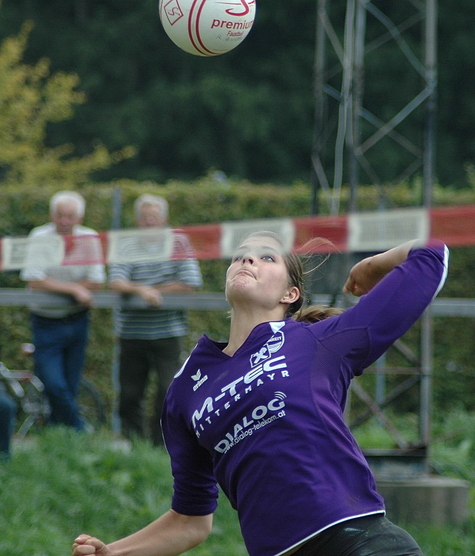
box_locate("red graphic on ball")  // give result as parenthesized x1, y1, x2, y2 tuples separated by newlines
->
(164, 0, 184, 26)
(218, 0, 255, 17)
(160, 0, 256, 57)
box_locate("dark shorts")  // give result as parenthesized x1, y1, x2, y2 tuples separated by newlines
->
(292, 515, 424, 556)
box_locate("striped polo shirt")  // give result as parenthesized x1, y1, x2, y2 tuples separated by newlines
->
(109, 234, 203, 340)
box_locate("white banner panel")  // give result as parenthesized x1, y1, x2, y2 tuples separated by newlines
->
(106, 228, 175, 264)
(2, 235, 64, 270)
(348, 208, 429, 252)
(220, 218, 295, 259)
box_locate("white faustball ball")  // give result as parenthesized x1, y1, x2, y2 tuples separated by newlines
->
(159, 0, 256, 57)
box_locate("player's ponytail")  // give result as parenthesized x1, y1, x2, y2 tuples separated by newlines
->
(283, 236, 343, 322)
(293, 305, 343, 323)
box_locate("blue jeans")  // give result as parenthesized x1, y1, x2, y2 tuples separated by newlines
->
(0, 388, 16, 458)
(31, 311, 89, 430)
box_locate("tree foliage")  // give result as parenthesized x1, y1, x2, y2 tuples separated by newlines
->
(0, 1, 474, 185)
(0, 21, 135, 188)
(0, 0, 317, 184)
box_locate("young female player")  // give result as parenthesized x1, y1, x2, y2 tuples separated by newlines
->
(73, 231, 448, 556)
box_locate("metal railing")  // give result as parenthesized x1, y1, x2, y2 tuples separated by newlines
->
(0, 288, 471, 316)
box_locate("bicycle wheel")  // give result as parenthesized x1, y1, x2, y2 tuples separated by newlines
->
(78, 377, 107, 432)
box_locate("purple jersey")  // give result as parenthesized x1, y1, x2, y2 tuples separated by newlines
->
(162, 243, 449, 556)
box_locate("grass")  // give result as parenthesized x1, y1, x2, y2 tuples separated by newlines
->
(0, 428, 245, 556)
(1, 419, 475, 556)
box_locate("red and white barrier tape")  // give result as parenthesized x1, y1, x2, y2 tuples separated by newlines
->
(1, 205, 474, 270)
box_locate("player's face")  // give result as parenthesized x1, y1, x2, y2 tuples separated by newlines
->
(137, 205, 167, 228)
(225, 236, 296, 311)
(51, 202, 83, 235)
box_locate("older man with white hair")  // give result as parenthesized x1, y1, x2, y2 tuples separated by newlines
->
(20, 191, 106, 430)
(109, 194, 203, 446)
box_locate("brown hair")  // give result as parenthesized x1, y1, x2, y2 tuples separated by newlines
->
(243, 231, 343, 323)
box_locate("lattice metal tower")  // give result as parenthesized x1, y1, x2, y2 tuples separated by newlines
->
(310, 0, 438, 472)
(311, 0, 437, 216)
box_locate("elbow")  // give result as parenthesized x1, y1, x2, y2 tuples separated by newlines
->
(181, 284, 198, 294)
(90, 282, 104, 291)
(196, 517, 213, 544)
(174, 511, 213, 548)
(190, 528, 212, 549)
(189, 514, 213, 547)
(28, 280, 45, 290)
(189, 531, 210, 549)
(109, 280, 125, 292)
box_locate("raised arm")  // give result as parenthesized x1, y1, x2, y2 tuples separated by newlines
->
(326, 240, 448, 373)
(72, 510, 213, 556)
(343, 240, 418, 297)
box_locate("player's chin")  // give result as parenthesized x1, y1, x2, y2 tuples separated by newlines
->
(226, 280, 255, 301)
(227, 275, 254, 292)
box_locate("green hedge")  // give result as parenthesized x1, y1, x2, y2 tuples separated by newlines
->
(2, 179, 475, 426)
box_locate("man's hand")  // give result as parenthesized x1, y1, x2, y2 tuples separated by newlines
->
(138, 285, 163, 307)
(70, 284, 95, 306)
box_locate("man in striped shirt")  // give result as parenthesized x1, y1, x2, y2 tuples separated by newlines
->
(109, 194, 203, 445)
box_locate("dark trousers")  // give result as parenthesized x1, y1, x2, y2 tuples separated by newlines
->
(31, 312, 88, 430)
(118, 336, 183, 445)
(293, 515, 424, 556)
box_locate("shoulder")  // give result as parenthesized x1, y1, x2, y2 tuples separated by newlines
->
(167, 340, 211, 400)
(174, 336, 221, 376)
(109, 262, 133, 272)
(173, 230, 196, 257)
(28, 222, 56, 237)
(284, 316, 339, 342)
(73, 225, 100, 236)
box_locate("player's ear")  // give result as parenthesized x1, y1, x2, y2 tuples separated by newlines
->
(281, 286, 300, 305)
